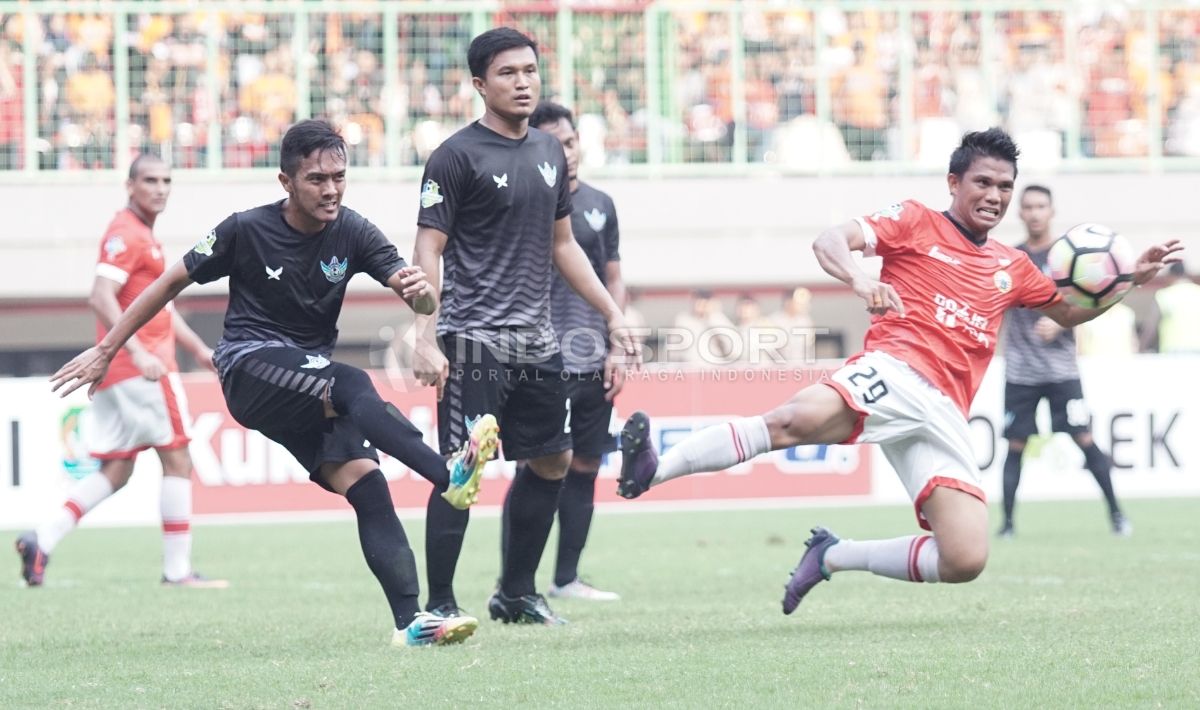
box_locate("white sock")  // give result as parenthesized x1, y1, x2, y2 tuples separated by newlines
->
(36, 473, 115, 554)
(652, 416, 772, 486)
(161, 476, 193, 581)
(823, 535, 941, 583)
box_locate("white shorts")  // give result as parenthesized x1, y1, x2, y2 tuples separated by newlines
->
(84, 374, 192, 459)
(826, 351, 985, 530)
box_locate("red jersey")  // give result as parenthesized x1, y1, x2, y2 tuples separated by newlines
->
(854, 200, 1060, 416)
(94, 208, 177, 389)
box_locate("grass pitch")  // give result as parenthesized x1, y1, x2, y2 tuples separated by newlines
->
(2, 498, 1197, 709)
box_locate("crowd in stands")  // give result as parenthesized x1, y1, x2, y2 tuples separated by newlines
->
(3, 4, 1200, 171)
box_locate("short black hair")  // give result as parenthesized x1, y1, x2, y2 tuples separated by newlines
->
(1021, 184, 1052, 203)
(280, 119, 346, 177)
(529, 101, 575, 132)
(468, 27, 538, 79)
(948, 127, 1020, 179)
(128, 152, 166, 180)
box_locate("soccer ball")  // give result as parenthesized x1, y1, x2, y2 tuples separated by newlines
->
(1046, 223, 1137, 309)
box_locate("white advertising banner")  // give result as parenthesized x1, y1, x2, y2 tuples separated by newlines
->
(0, 356, 1194, 529)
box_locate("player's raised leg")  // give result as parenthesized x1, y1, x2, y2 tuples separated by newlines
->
(618, 382, 858, 499)
(321, 458, 478, 646)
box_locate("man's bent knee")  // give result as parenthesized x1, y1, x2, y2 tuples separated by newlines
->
(939, 548, 988, 583)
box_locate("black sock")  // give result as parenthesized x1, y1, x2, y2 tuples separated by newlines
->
(1002, 450, 1022, 525)
(500, 464, 564, 597)
(424, 488, 469, 610)
(1081, 442, 1121, 516)
(329, 365, 449, 489)
(554, 468, 597, 587)
(345, 470, 421, 629)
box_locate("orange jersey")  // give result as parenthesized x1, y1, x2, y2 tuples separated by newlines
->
(94, 208, 177, 389)
(854, 200, 1060, 416)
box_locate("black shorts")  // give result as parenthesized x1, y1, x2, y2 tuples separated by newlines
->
(1003, 379, 1091, 440)
(221, 346, 379, 490)
(438, 335, 572, 460)
(563, 371, 617, 458)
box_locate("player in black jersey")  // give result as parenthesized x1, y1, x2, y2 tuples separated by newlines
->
(530, 101, 626, 602)
(412, 29, 638, 625)
(50, 119, 496, 648)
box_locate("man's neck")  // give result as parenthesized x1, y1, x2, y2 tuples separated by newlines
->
(127, 203, 156, 229)
(480, 110, 528, 140)
(1025, 233, 1053, 251)
(281, 199, 324, 236)
(569, 177, 579, 193)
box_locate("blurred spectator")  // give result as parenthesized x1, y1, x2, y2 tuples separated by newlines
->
(772, 287, 815, 362)
(1141, 262, 1200, 353)
(734, 293, 782, 366)
(832, 41, 889, 160)
(673, 289, 735, 366)
(0, 40, 21, 169)
(1076, 301, 1137, 356)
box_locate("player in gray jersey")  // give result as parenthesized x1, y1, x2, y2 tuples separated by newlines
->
(998, 185, 1129, 538)
(412, 29, 638, 625)
(532, 101, 626, 602)
(51, 120, 496, 648)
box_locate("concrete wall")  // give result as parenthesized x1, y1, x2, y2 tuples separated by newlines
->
(1, 171, 1195, 299)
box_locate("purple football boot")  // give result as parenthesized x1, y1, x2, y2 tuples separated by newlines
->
(617, 411, 658, 499)
(782, 527, 840, 614)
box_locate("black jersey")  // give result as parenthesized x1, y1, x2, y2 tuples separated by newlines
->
(550, 181, 620, 374)
(1001, 242, 1079, 385)
(183, 200, 405, 377)
(417, 121, 572, 361)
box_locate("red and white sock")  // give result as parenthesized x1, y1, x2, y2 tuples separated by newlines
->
(651, 416, 772, 486)
(35, 472, 115, 554)
(161, 475, 193, 582)
(823, 535, 941, 583)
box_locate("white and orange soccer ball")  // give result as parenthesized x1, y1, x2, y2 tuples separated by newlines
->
(1046, 223, 1137, 309)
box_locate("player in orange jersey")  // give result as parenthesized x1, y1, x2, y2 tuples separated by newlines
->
(615, 128, 1183, 612)
(16, 154, 226, 589)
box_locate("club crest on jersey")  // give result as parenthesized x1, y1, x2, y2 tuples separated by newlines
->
(193, 230, 216, 256)
(584, 208, 607, 232)
(321, 255, 348, 284)
(420, 179, 444, 208)
(104, 235, 126, 259)
(538, 161, 557, 188)
(994, 270, 1013, 293)
(870, 203, 904, 222)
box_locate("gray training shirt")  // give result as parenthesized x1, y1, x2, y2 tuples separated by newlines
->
(417, 121, 573, 362)
(551, 181, 620, 374)
(1001, 242, 1080, 385)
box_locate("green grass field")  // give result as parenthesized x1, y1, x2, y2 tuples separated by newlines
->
(2, 498, 1197, 709)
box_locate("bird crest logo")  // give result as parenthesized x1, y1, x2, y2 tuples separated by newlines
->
(538, 161, 557, 188)
(584, 208, 607, 232)
(321, 255, 348, 283)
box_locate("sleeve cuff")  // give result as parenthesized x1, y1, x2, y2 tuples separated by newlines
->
(853, 217, 878, 256)
(95, 262, 130, 285)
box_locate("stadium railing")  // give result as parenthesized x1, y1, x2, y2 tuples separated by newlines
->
(2, 0, 1200, 181)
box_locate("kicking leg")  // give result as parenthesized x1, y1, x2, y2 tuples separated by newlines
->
(322, 459, 477, 645)
(618, 383, 859, 498)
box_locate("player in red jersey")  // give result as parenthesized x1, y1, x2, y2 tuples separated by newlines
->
(615, 128, 1183, 611)
(15, 154, 227, 589)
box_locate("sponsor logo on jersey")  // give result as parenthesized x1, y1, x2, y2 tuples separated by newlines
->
(870, 203, 904, 222)
(193, 230, 216, 256)
(420, 179, 444, 208)
(584, 208, 607, 232)
(321, 255, 348, 284)
(302, 354, 331, 370)
(493, 173, 508, 188)
(103, 235, 126, 259)
(928, 245, 962, 265)
(933, 292, 990, 347)
(538, 161, 558, 188)
(265, 265, 282, 280)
